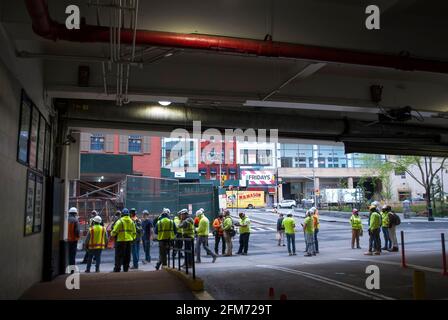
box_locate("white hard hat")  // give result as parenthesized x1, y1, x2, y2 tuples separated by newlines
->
(93, 215, 102, 224)
(310, 207, 316, 213)
(371, 201, 379, 207)
(196, 208, 204, 216)
(162, 208, 171, 215)
(69, 207, 78, 214)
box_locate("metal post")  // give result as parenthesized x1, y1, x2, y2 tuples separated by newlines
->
(185, 239, 189, 275)
(191, 238, 196, 279)
(178, 242, 181, 271)
(442, 233, 447, 276)
(401, 230, 407, 268)
(172, 243, 175, 269)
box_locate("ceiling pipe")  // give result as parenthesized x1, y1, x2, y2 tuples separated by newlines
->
(25, 0, 448, 74)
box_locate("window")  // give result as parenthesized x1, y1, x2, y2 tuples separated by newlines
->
(90, 134, 105, 152)
(128, 135, 142, 153)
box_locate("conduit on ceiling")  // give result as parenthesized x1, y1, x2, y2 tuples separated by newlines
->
(25, 0, 448, 74)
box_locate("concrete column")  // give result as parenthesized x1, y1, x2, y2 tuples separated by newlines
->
(278, 183, 283, 202)
(348, 177, 354, 189)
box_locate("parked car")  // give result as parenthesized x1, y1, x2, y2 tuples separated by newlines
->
(278, 199, 297, 209)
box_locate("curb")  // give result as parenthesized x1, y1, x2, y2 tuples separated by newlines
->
(164, 267, 204, 292)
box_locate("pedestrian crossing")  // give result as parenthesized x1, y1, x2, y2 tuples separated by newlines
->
(208, 226, 276, 237)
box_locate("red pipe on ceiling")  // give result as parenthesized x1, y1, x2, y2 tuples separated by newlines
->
(25, 0, 448, 74)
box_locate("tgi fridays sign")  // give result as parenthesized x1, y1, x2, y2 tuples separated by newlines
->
(241, 170, 275, 185)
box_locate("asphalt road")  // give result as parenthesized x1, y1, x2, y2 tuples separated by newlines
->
(76, 208, 448, 299)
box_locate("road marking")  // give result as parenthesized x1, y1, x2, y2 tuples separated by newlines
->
(193, 290, 215, 300)
(256, 264, 394, 300)
(338, 258, 443, 274)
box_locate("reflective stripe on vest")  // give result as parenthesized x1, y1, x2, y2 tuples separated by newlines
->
(183, 220, 195, 238)
(157, 218, 175, 240)
(89, 225, 106, 249)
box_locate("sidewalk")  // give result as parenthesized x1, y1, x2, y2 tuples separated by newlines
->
(21, 269, 196, 300)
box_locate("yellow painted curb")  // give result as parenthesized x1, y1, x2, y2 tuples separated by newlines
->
(164, 267, 204, 292)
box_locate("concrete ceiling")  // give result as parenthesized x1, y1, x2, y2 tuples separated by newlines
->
(1, 0, 448, 155)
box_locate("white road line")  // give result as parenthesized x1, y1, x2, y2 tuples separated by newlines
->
(338, 258, 443, 274)
(256, 264, 394, 300)
(193, 290, 215, 300)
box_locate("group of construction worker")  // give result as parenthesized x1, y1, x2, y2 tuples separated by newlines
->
(276, 207, 320, 257)
(67, 205, 255, 272)
(349, 201, 401, 255)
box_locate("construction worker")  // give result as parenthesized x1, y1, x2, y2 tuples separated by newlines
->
(276, 213, 285, 246)
(81, 210, 99, 264)
(178, 209, 195, 267)
(67, 207, 80, 268)
(365, 206, 382, 255)
(154, 208, 176, 270)
(85, 215, 108, 273)
(130, 209, 142, 269)
(381, 205, 392, 251)
(303, 210, 316, 257)
(212, 214, 226, 255)
(350, 209, 363, 249)
(311, 207, 320, 253)
(195, 209, 217, 263)
(141, 210, 153, 263)
(173, 210, 184, 259)
(282, 213, 296, 255)
(106, 210, 121, 249)
(387, 205, 400, 252)
(222, 210, 234, 256)
(111, 208, 136, 272)
(236, 212, 251, 255)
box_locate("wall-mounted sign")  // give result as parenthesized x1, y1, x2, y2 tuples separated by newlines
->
(241, 170, 275, 185)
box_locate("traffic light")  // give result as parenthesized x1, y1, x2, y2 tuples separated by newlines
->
(221, 175, 227, 186)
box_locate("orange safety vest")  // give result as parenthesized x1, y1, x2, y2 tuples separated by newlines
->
(213, 218, 224, 235)
(88, 225, 107, 250)
(68, 222, 79, 241)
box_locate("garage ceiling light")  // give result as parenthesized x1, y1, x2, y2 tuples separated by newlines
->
(158, 101, 172, 106)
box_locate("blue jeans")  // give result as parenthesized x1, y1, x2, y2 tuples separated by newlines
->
(286, 233, 296, 254)
(314, 229, 319, 252)
(142, 239, 151, 262)
(305, 233, 315, 255)
(382, 227, 391, 249)
(131, 241, 141, 268)
(86, 249, 102, 272)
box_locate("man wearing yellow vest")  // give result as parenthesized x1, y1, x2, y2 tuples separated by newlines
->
(380, 205, 392, 250)
(365, 206, 382, 255)
(303, 210, 316, 257)
(222, 210, 234, 256)
(178, 209, 195, 267)
(282, 213, 296, 256)
(195, 209, 217, 263)
(173, 210, 184, 260)
(350, 209, 362, 249)
(85, 215, 108, 273)
(111, 208, 136, 272)
(155, 208, 176, 270)
(236, 212, 251, 255)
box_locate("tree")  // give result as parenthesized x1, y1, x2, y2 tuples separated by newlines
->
(360, 154, 394, 202)
(391, 156, 447, 220)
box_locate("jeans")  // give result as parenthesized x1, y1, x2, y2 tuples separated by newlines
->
(114, 241, 132, 272)
(214, 234, 226, 255)
(286, 233, 296, 254)
(382, 227, 391, 249)
(86, 249, 102, 272)
(277, 230, 285, 246)
(131, 240, 141, 268)
(196, 236, 216, 261)
(389, 225, 398, 248)
(184, 238, 194, 266)
(369, 228, 381, 252)
(305, 233, 315, 255)
(67, 241, 78, 267)
(237, 233, 250, 254)
(157, 240, 171, 267)
(142, 239, 151, 262)
(314, 229, 319, 252)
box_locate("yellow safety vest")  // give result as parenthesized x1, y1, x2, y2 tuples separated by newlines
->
(111, 216, 136, 242)
(88, 225, 106, 249)
(350, 215, 362, 230)
(174, 216, 183, 237)
(183, 219, 195, 238)
(239, 217, 251, 234)
(197, 215, 210, 237)
(157, 217, 175, 240)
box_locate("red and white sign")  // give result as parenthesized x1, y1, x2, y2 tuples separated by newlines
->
(241, 170, 275, 185)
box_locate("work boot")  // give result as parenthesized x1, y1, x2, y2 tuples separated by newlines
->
(304, 253, 312, 257)
(374, 251, 381, 255)
(212, 255, 217, 263)
(85, 269, 90, 273)
(364, 251, 373, 256)
(95, 269, 100, 273)
(155, 263, 161, 270)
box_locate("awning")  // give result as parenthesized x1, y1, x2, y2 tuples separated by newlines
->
(199, 168, 207, 174)
(210, 167, 218, 174)
(220, 167, 228, 174)
(229, 168, 237, 174)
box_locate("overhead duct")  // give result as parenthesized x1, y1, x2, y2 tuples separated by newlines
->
(25, 0, 448, 74)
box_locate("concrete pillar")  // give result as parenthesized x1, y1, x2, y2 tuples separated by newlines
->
(278, 183, 283, 202)
(348, 177, 354, 189)
(314, 177, 320, 191)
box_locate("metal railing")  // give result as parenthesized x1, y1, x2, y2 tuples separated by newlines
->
(167, 237, 196, 279)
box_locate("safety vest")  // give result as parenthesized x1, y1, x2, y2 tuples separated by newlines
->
(369, 212, 381, 230)
(174, 216, 183, 237)
(183, 219, 195, 238)
(304, 216, 314, 234)
(157, 217, 175, 240)
(223, 217, 233, 231)
(111, 216, 136, 242)
(239, 217, 251, 234)
(381, 211, 390, 227)
(88, 225, 106, 249)
(197, 215, 210, 237)
(350, 215, 362, 230)
(282, 217, 295, 234)
(67, 216, 79, 241)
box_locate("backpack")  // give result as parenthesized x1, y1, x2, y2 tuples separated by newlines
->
(394, 213, 401, 226)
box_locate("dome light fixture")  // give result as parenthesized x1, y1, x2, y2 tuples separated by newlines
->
(158, 101, 172, 106)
